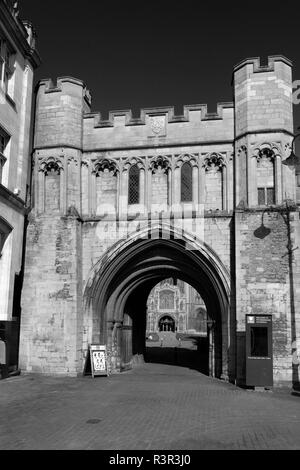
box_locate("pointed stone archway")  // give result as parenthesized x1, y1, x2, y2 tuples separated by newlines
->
(83, 224, 231, 380)
(158, 315, 175, 332)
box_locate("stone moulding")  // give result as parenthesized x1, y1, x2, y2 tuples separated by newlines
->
(233, 55, 292, 74)
(92, 158, 119, 176)
(252, 142, 282, 161)
(38, 77, 91, 106)
(150, 155, 171, 174)
(202, 152, 226, 170)
(38, 156, 64, 175)
(175, 153, 199, 169)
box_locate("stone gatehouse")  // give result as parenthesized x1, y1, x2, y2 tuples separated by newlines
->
(18, 55, 300, 387)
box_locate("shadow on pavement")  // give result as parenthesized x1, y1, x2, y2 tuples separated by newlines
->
(145, 346, 209, 375)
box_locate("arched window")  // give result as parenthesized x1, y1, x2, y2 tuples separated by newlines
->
(128, 164, 140, 205)
(181, 162, 193, 202)
(0, 216, 12, 258)
(159, 289, 175, 310)
(257, 149, 275, 206)
(44, 161, 61, 212)
(159, 315, 175, 332)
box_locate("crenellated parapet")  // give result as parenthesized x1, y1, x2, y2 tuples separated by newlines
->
(81, 103, 234, 152)
(31, 55, 297, 219)
(84, 102, 234, 128)
(233, 55, 296, 208)
(34, 77, 91, 150)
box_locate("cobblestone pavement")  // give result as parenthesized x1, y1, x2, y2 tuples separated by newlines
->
(0, 363, 300, 450)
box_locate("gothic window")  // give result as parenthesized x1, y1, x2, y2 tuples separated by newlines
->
(159, 316, 175, 332)
(159, 289, 175, 310)
(128, 164, 140, 204)
(0, 39, 15, 96)
(181, 162, 193, 202)
(44, 162, 61, 212)
(0, 216, 12, 258)
(0, 127, 9, 183)
(94, 160, 118, 214)
(178, 280, 185, 294)
(203, 154, 224, 210)
(257, 149, 275, 206)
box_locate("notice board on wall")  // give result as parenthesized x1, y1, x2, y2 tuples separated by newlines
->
(89, 344, 108, 377)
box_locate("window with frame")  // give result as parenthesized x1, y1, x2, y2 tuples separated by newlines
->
(258, 187, 275, 206)
(181, 161, 193, 202)
(257, 150, 275, 206)
(0, 216, 12, 259)
(0, 127, 9, 184)
(0, 38, 15, 96)
(128, 164, 140, 205)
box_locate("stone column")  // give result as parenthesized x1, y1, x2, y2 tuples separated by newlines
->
(147, 167, 152, 213)
(227, 156, 233, 210)
(61, 162, 66, 213)
(275, 155, 282, 204)
(168, 169, 172, 207)
(174, 167, 181, 204)
(38, 169, 44, 214)
(199, 164, 206, 209)
(90, 171, 96, 216)
(119, 169, 128, 218)
(222, 165, 227, 211)
(192, 165, 199, 207)
(248, 156, 257, 207)
(208, 321, 215, 378)
(140, 168, 145, 209)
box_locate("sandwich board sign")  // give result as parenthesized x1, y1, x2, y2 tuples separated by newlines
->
(90, 344, 108, 377)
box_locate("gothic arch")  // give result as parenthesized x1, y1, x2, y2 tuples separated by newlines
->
(175, 153, 198, 169)
(93, 158, 119, 176)
(202, 152, 226, 171)
(39, 156, 64, 174)
(83, 223, 231, 379)
(123, 156, 145, 170)
(150, 155, 171, 174)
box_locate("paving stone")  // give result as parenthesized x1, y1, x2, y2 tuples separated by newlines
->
(0, 363, 299, 450)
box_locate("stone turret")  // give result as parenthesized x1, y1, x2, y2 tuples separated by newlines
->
(233, 56, 295, 207)
(33, 77, 91, 215)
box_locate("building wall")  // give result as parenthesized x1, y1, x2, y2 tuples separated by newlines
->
(0, 1, 39, 369)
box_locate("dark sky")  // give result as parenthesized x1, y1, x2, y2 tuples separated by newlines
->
(20, 1, 300, 130)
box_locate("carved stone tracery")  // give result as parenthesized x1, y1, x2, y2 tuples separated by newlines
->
(39, 157, 63, 175)
(253, 142, 281, 162)
(93, 158, 118, 176)
(175, 153, 198, 169)
(202, 152, 226, 171)
(123, 157, 145, 171)
(150, 155, 171, 174)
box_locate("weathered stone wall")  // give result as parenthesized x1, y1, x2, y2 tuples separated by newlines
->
(18, 56, 300, 387)
(19, 213, 82, 375)
(34, 78, 91, 149)
(233, 56, 295, 208)
(235, 210, 300, 385)
(151, 169, 168, 206)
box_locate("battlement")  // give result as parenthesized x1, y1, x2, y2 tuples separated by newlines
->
(83, 102, 234, 129)
(37, 76, 92, 107)
(233, 55, 293, 73)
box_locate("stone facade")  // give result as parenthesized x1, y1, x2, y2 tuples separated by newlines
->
(146, 278, 207, 334)
(18, 54, 300, 387)
(0, 0, 40, 368)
